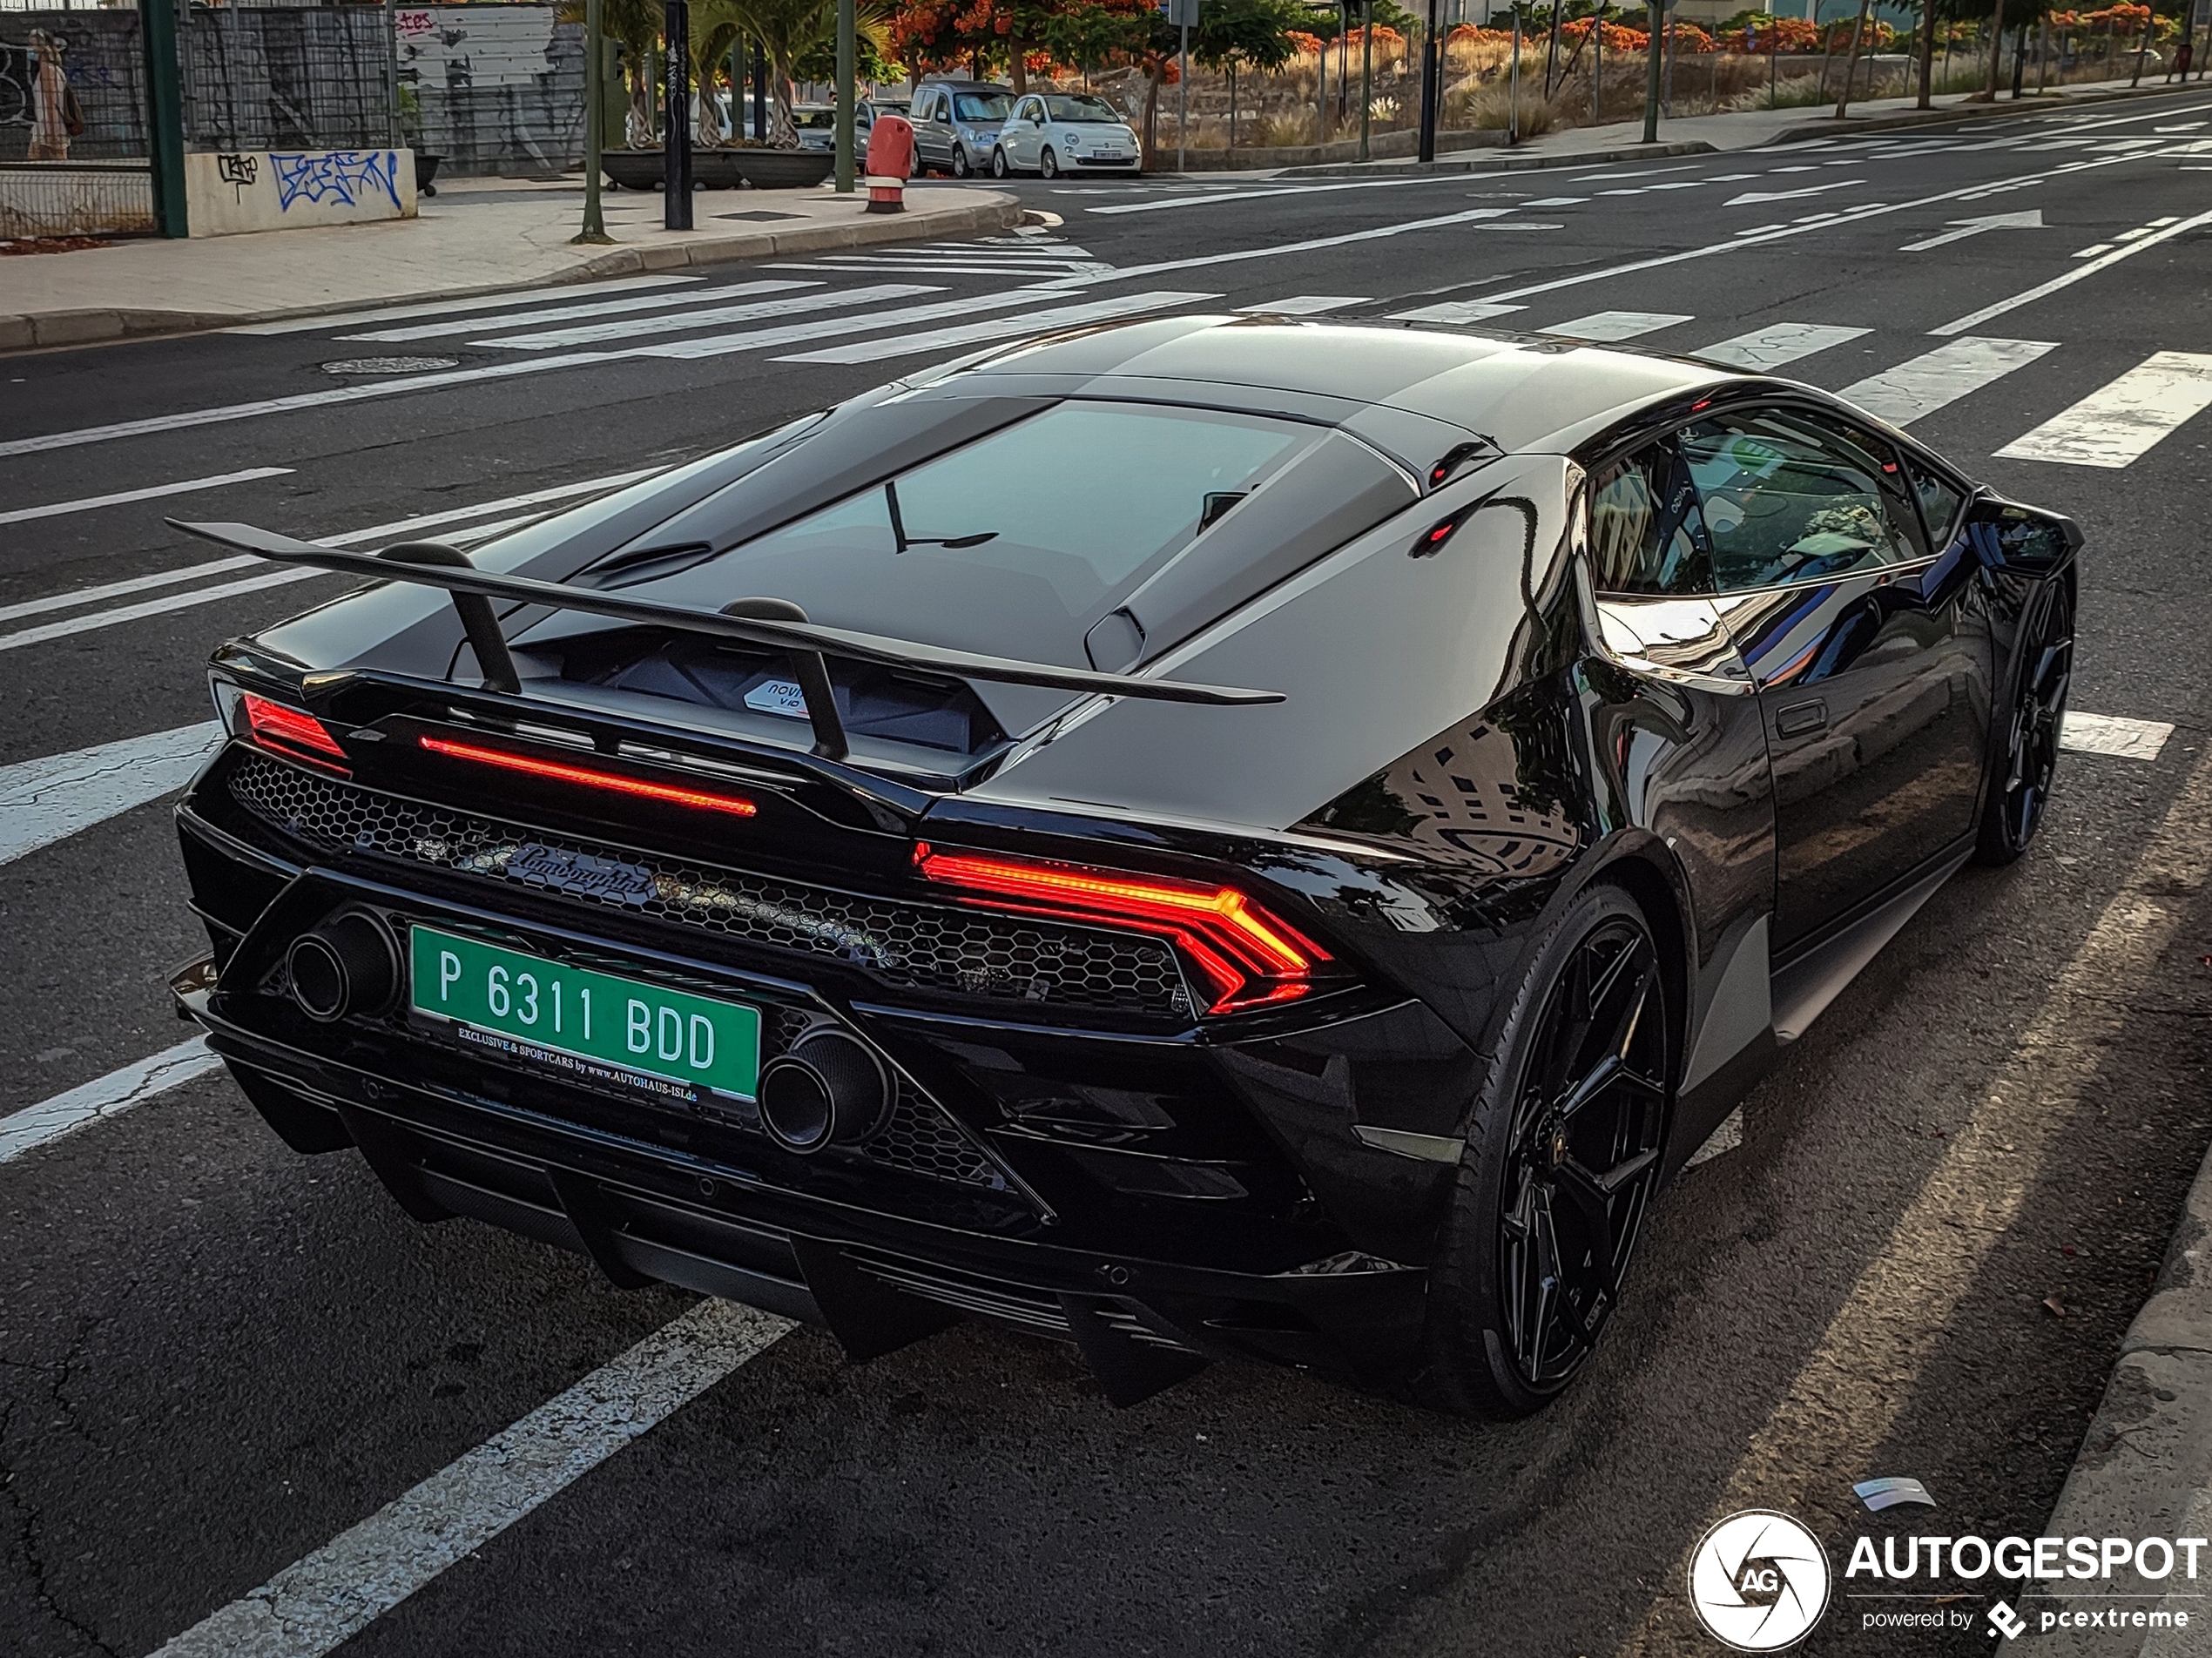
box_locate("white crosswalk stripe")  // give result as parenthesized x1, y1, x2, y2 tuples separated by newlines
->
(336, 280, 820, 343)
(1838, 336, 2058, 426)
(771, 234, 1113, 278)
(1994, 351, 2212, 468)
(1695, 322, 1871, 370)
(0, 721, 226, 867)
(222, 274, 704, 336)
(1234, 295, 1367, 314)
(636, 286, 1085, 361)
(771, 290, 1219, 365)
(1541, 310, 1692, 342)
(471, 282, 941, 349)
(0, 467, 292, 527)
(1387, 300, 1524, 324)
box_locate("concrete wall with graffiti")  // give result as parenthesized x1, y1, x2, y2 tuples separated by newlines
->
(0, 6, 583, 179)
(185, 146, 418, 237)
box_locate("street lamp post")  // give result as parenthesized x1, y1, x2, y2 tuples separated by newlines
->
(1641, 0, 1662, 142)
(663, 0, 691, 229)
(576, 0, 612, 243)
(834, 0, 855, 192)
(1418, 0, 1440, 160)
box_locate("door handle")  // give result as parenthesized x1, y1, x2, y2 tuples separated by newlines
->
(1775, 698, 1828, 738)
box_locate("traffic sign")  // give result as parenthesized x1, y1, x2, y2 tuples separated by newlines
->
(1160, 0, 1198, 24)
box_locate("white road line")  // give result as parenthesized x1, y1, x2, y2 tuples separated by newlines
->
(1993, 351, 2212, 468)
(1035, 206, 1516, 289)
(1837, 336, 2058, 427)
(1086, 175, 1467, 214)
(2061, 711, 2175, 760)
(635, 286, 1071, 361)
(1471, 145, 2185, 311)
(0, 556, 262, 625)
(1932, 204, 2212, 334)
(0, 468, 658, 629)
(0, 468, 293, 528)
(472, 282, 940, 350)
(317, 467, 663, 546)
(0, 354, 616, 460)
(766, 259, 1110, 276)
(0, 568, 328, 653)
(1235, 294, 1367, 313)
(0, 719, 225, 866)
(1694, 322, 1871, 370)
(1387, 299, 1525, 323)
(150, 1299, 792, 1658)
(1541, 310, 1692, 342)
(223, 274, 704, 335)
(0, 1037, 220, 1166)
(336, 280, 819, 343)
(771, 290, 1219, 365)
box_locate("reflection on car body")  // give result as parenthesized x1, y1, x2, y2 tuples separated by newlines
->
(166, 314, 2080, 1420)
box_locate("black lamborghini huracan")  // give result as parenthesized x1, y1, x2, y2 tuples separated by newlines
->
(169, 315, 2079, 1417)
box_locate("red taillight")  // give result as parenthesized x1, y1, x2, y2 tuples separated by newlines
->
(243, 693, 349, 772)
(417, 735, 758, 819)
(914, 844, 1331, 1015)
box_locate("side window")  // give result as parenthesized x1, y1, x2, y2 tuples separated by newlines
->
(1022, 98, 1043, 123)
(1905, 456, 1966, 547)
(1680, 408, 1922, 594)
(1588, 438, 1711, 596)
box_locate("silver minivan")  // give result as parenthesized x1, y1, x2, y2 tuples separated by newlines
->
(908, 81, 1014, 179)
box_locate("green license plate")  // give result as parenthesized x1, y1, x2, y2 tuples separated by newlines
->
(408, 925, 760, 1102)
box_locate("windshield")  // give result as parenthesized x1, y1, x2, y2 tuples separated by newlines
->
(664, 402, 1321, 649)
(954, 91, 1011, 121)
(1041, 95, 1121, 123)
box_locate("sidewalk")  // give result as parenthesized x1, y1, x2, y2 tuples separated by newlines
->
(0, 177, 1022, 351)
(1276, 73, 2192, 178)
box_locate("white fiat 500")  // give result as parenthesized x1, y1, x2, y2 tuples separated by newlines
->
(992, 93, 1141, 177)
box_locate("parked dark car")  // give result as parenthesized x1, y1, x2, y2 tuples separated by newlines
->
(169, 315, 2076, 1417)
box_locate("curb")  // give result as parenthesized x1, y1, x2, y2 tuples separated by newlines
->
(0, 192, 1025, 354)
(2033, 1143, 2212, 1648)
(1277, 138, 1715, 179)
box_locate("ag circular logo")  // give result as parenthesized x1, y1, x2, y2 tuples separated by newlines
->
(1688, 1510, 1832, 1651)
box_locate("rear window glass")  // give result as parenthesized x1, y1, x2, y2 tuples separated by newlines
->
(792, 108, 836, 129)
(692, 402, 1318, 622)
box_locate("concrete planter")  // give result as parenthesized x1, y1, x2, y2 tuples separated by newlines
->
(604, 148, 836, 190)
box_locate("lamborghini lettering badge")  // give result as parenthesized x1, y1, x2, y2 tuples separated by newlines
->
(506, 844, 657, 906)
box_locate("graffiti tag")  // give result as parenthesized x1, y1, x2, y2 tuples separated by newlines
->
(269, 150, 401, 212)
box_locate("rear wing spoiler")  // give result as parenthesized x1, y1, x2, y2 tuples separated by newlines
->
(169, 520, 1283, 763)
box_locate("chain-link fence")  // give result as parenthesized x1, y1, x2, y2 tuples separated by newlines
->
(0, 12, 151, 239)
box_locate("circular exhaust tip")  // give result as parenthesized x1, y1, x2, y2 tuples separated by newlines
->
(287, 912, 400, 1024)
(757, 1030, 889, 1155)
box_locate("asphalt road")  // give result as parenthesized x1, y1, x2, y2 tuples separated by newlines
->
(4, 89, 2212, 1658)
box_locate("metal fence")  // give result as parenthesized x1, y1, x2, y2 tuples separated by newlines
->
(0, 11, 151, 237)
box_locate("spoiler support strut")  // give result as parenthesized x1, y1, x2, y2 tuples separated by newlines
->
(168, 522, 1285, 759)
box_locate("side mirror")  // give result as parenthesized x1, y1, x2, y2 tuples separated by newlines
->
(1966, 496, 2081, 575)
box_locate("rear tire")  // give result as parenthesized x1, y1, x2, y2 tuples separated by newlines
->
(1415, 884, 1672, 1419)
(1975, 577, 2073, 866)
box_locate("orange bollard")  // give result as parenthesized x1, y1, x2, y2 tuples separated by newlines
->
(862, 113, 914, 214)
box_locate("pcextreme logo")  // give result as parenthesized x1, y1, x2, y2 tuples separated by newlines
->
(1688, 1510, 1833, 1651)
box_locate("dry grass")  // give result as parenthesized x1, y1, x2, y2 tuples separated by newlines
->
(1450, 81, 1559, 133)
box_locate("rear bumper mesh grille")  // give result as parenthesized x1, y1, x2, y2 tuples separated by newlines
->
(226, 752, 1190, 1018)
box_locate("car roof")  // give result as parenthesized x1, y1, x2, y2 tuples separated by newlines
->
(934, 316, 1732, 455)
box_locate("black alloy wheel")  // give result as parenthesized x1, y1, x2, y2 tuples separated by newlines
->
(1040, 146, 1060, 179)
(1418, 885, 1671, 1418)
(1976, 578, 2074, 866)
(990, 146, 1009, 178)
(951, 145, 972, 179)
